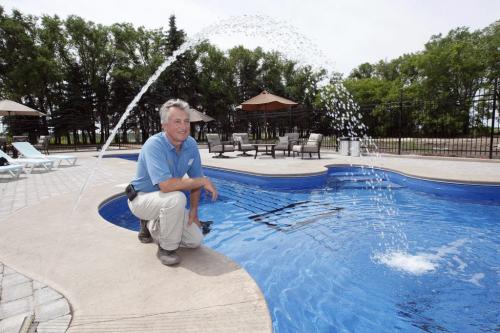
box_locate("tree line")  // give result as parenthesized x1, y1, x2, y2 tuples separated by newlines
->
(1, 6, 498, 144)
(343, 22, 499, 137)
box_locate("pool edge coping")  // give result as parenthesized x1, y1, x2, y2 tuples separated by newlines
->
(203, 162, 500, 186)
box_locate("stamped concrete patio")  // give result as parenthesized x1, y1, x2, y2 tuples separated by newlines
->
(0, 148, 499, 332)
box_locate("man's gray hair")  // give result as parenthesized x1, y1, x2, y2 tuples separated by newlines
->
(159, 99, 190, 124)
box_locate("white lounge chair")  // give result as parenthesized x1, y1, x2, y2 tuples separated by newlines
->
(12, 142, 77, 167)
(0, 164, 23, 179)
(1, 149, 54, 173)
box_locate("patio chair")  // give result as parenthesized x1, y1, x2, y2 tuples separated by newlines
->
(232, 133, 255, 156)
(274, 136, 290, 156)
(287, 132, 299, 145)
(274, 132, 300, 156)
(0, 149, 54, 173)
(34, 135, 51, 155)
(292, 133, 323, 159)
(12, 142, 77, 167)
(206, 133, 234, 158)
(0, 164, 23, 179)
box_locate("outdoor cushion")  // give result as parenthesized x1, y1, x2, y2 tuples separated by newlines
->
(293, 144, 319, 153)
(206, 134, 221, 145)
(207, 133, 234, 157)
(239, 143, 253, 150)
(210, 145, 226, 153)
(234, 135, 249, 147)
(275, 136, 289, 150)
(293, 133, 323, 159)
(233, 133, 255, 156)
(285, 133, 299, 144)
(307, 134, 322, 146)
(301, 145, 320, 152)
(232, 133, 250, 144)
(232, 133, 254, 154)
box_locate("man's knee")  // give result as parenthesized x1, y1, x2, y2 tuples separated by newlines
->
(183, 229, 203, 248)
(167, 191, 187, 210)
(184, 238, 202, 249)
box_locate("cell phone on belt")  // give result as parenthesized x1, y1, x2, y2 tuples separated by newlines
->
(125, 184, 138, 201)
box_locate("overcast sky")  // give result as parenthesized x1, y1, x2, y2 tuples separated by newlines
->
(2, 0, 500, 75)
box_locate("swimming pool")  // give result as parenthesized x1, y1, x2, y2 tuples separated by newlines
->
(99, 158, 500, 332)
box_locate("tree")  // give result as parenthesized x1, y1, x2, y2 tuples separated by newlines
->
(0, 8, 56, 140)
(343, 22, 498, 137)
(64, 16, 117, 143)
(349, 62, 374, 79)
(4, 6, 494, 143)
(194, 42, 237, 139)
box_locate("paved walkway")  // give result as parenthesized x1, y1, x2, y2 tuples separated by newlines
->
(0, 155, 132, 221)
(0, 148, 499, 332)
(0, 263, 71, 333)
(0, 151, 270, 333)
(1, 155, 132, 333)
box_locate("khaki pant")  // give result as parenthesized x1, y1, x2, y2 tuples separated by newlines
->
(128, 191, 203, 251)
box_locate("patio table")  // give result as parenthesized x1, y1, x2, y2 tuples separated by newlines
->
(253, 143, 276, 159)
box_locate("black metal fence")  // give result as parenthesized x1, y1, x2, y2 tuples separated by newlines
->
(304, 79, 498, 160)
(2, 81, 499, 159)
(353, 81, 499, 159)
(364, 136, 499, 158)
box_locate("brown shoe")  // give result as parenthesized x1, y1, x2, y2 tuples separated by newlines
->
(157, 246, 181, 266)
(138, 219, 152, 243)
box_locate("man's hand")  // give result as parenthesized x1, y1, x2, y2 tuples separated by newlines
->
(203, 178, 218, 201)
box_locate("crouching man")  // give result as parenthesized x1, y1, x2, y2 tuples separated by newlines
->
(127, 99, 217, 266)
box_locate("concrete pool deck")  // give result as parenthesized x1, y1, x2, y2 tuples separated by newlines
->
(0, 148, 499, 332)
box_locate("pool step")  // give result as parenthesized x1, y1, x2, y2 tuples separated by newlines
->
(216, 182, 298, 216)
(328, 173, 403, 190)
(248, 201, 344, 232)
(332, 180, 403, 190)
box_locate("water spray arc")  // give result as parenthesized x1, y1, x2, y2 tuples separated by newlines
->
(74, 14, 409, 263)
(75, 15, 342, 208)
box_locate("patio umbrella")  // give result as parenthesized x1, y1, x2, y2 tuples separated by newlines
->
(239, 90, 298, 111)
(0, 100, 46, 135)
(188, 108, 214, 140)
(188, 108, 215, 123)
(239, 91, 298, 139)
(0, 100, 46, 117)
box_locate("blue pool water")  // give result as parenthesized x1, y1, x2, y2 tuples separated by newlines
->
(100, 156, 500, 333)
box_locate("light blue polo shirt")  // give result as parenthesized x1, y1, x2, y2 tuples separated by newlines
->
(131, 133, 203, 193)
